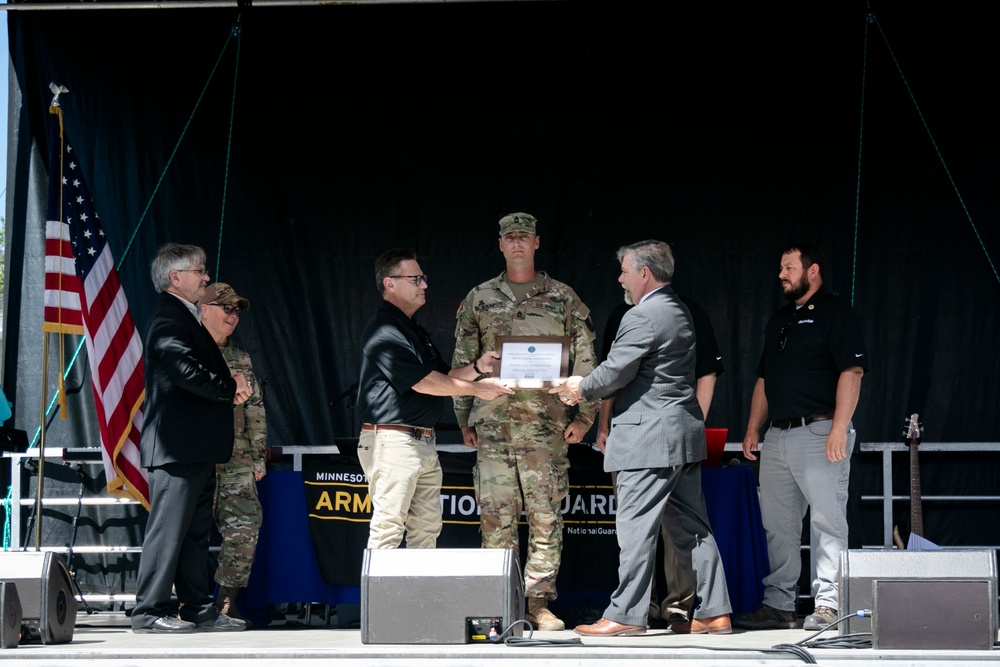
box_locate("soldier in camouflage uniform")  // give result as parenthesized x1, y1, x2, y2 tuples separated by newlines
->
(199, 283, 267, 629)
(453, 213, 598, 631)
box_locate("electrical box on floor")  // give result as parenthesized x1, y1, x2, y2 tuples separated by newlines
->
(467, 617, 505, 643)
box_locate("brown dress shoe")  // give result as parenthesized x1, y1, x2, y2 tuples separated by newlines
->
(574, 617, 646, 637)
(690, 614, 732, 635)
(667, 613, 691, 634)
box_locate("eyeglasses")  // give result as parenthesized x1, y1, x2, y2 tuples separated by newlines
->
(207, 303, 241, 316)
(389, 275, 428, 286)
(778, 322, 791, 352)
(177, 268, 210, 277)
(413, 323, 440, 364)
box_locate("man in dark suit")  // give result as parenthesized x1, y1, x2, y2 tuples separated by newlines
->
(131, 243, 252, 634)
(552, 240, 731, 637)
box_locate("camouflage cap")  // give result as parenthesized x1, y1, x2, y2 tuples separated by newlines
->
(201, 282, 250, 310)
(498, 212, 537, 236)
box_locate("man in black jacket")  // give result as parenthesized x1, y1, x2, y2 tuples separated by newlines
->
(131, 243, 252, 634)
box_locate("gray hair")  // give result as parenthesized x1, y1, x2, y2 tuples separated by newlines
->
(150, 243, 206, 293)
(616, 239, 675, 283)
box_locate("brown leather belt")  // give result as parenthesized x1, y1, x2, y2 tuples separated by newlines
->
(771, 412, 835, 430)
(361, 423, 434, 439)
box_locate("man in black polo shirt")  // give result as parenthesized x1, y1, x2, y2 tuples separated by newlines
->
(357, 248, 512, 549)
(734, 242, 867, 632)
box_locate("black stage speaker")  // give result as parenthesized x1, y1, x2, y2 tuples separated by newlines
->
(0, 581, 23, 649)
(839, 548, 997, 648)
(361, 548, 524, 644)
(0, 552, 76, 644)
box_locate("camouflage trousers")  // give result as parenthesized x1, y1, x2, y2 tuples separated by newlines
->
(474, 419, 569, 599)
(213, 471, 263, 588)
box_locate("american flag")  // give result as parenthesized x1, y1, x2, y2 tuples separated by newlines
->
(44, 103, 150, 509)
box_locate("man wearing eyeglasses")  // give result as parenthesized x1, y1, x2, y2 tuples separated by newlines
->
(198, 283, 265, 629)
(133, 244, 253, 634)
(357, 248, 513, 552)
(452, 213, 598, 631)
(734, 242, 867, 632)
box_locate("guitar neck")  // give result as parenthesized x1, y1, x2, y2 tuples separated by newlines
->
(909, 440, 923, 537)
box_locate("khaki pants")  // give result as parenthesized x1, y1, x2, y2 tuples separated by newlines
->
(358, 428, 442, 549)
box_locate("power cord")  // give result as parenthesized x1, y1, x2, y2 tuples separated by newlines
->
(777, 609, 875, 652)
(495, 610, 878, 661)
(497, 620, 584, 647)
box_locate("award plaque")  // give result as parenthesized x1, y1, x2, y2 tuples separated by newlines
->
(495, 336, 570, 388)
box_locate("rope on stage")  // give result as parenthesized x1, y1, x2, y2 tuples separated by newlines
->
(851, 7, 999, 306)
(32, 14, 246, 449)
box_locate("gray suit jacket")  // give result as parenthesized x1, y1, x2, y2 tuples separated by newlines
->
(580, 286, 706, 472)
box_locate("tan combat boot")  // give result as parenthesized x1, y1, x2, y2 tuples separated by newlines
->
(525, 597, 565, 631)
(216, 585, 253, 630)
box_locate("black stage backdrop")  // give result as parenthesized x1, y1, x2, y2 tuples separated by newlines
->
(3, 1, 999, 590)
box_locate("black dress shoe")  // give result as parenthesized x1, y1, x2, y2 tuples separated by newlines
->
(133, 616, 196, 634)
(197, 613, 248, 632)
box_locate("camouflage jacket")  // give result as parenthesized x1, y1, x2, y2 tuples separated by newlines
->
(218, 341, 267, 480)
(452, 271, 599, 429)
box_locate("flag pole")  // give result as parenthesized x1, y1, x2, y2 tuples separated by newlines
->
(35, 334, 51, 550)
(33, 84, 74, 550)
(40, 83, 151, 512)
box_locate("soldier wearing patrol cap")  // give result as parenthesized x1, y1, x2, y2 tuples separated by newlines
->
(199, 282, 266, 628)
(452, 213, 599, 631)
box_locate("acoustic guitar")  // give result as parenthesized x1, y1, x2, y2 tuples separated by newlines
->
(892, 413, 923, 549)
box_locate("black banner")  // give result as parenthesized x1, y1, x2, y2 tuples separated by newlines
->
(303, 447, 620, 592)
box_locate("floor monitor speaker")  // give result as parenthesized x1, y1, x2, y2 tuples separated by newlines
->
(838, 548, 997, 644)
(361, 548, 524, 644)
(0, 581, 23, 649)
(0, 552, 76, 644)
(872, 578, 994, 650)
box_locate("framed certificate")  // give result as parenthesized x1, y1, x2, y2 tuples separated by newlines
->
(495, 335, 570, 388)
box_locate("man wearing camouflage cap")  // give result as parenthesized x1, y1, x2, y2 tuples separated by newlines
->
(199, 283, 266, 629)
(452, 213, 599, 631)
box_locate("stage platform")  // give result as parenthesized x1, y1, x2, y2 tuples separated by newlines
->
(2, 612, 997, 667)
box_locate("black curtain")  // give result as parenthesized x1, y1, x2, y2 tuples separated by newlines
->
(5, 0, 999, 598)
(8, 2, 999, 448)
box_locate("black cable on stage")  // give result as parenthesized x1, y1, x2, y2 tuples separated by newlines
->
(769, 644, 819, 664)
(495, 620, 584, 647)
(792, 609, 874, 650)
(493, 619, 820, 662)
(802, 632, 873, 650)
(494, 611, 898, 661)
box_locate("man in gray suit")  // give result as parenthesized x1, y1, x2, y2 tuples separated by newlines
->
(551, 240, 732, 637)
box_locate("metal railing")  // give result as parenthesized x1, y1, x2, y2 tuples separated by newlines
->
(859, 442, 1000, 548)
